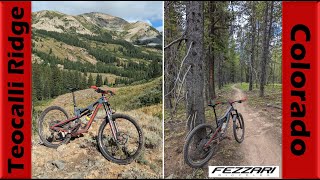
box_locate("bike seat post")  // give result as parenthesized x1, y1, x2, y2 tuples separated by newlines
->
(72, 91, 77, 109)
(213, 106, 218, 127)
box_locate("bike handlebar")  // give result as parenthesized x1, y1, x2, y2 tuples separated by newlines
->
(229, 97, 247, 104)
(90, 86, 115, 96)
(208, 97, 247, 107)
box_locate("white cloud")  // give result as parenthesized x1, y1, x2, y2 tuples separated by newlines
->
(32, 1, 163, 23)
(145, 20, 152, 26)
(156, 26, 163, 32)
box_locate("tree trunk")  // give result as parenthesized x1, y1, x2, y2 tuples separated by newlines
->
(260, 1, 274, 97)
(249, 1, 256, 91)
(255, 21, 260, 89)
(272, 53, 276, 88)
(259, 2, 269, 97)
(208, 1, 216, 99)
(164, 1, 173, 109)
(218, 53, 223, 89)
(185, 1, 205, 131)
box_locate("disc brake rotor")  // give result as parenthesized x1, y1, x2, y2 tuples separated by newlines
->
(117, 131, 129, 145)
(49, 120, 60, 133)
(196, 138, 211, 158)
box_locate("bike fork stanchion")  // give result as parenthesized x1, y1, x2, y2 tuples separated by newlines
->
(108, 115, 118, 142)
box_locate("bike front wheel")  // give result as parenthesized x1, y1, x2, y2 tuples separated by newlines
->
(97, 113, 144, 165)
(183, 124, 217, 168)
(233, 113, 245, 143)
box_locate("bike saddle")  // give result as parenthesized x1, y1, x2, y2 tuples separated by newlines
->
(91, 86, 116, 96)
(67, 87, 78, 92)
(209, 99, 215, 106)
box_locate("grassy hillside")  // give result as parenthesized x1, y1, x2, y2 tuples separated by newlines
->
(32, 77, 162, 132)
(32, 78, 163, 179)
(32, 11, 162, 104)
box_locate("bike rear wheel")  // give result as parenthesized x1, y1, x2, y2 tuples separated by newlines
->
(183, 124, 217, 168)
(38, 106, 71, 148)
(97, 113, 144, 165)
(233, 113, 245, 143)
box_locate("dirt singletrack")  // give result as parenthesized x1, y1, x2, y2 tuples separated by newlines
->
(230, 84, 282, 173)
(164, 84, 282, 178)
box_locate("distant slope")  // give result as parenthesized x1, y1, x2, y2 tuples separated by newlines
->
(31, 10, 162, 102)
(32, 10, 162, 45)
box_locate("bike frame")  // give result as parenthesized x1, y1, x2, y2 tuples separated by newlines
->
(50, 93, 119, 139)
(204, 103, 240, 148)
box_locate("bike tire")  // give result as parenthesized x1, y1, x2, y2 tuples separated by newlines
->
(233, 113, 245, 143)
(97, 113, 144, 165)
(183, 124, 217, 168)
(38, 106, 71, 148)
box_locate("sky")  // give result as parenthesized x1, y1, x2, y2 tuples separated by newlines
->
(32, 1, 163, 32)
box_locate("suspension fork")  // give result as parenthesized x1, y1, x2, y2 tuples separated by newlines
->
(104, 103, 118, 141)
(232, 107, 240, 119)
(232, 108, 243, 128)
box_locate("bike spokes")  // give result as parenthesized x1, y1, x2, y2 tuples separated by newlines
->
(186, 125, 217, 165)
(236, 120, 243, 135)
(39, 107, 71, 147)
(100, 118, 140, 160)
(233, 113, 245, 143)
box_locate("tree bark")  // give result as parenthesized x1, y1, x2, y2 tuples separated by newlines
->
(272, 53, 276, 87)
(218, 53, 223, 90)
(255, 21, 260, 89)
(164, 1, 173, 109)
(208, 1, 216, 99)
(260, 1, 274, 97)
(185, 1, 205, 131)
(249, 1, 256, 91)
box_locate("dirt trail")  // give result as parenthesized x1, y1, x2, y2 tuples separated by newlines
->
(230, 84, 281, 172)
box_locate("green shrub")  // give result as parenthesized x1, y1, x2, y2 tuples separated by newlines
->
(128, 80, 161, 109)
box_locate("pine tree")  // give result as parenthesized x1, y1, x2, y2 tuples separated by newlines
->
(88, 73, 94, 86)
(148, 60, 161, 78)
(32, 63, 41, 101)
(80, 73, 87, 89)
(51, 65, 62, 97)
(104, 77, 109, 85)
(96, 74, 103, 87)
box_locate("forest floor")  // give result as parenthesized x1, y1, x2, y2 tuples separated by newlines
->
(164, 83, 282, 179)
(32, 79, 163, 179)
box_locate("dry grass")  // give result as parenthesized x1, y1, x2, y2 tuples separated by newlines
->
(32, 78, 163, 179)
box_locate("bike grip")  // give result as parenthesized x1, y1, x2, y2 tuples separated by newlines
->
(90, 86, 97, 89)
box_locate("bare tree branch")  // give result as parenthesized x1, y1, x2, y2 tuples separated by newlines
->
(165, 41, 194, 97)
(164, 35, 187, 50)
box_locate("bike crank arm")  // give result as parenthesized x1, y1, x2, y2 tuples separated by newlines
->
(203, 135, 232, 149)
(204, 126, 222, 148)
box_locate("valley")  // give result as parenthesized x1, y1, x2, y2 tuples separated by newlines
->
(32, 10, 162, 102)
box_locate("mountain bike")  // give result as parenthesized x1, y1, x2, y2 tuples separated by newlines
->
(37, 86, 144, 165)
(183, 98, 246, 168)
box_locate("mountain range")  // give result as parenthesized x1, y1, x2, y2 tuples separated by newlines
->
(32, 10, 162, 46)
(31, 10, 162, 102)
